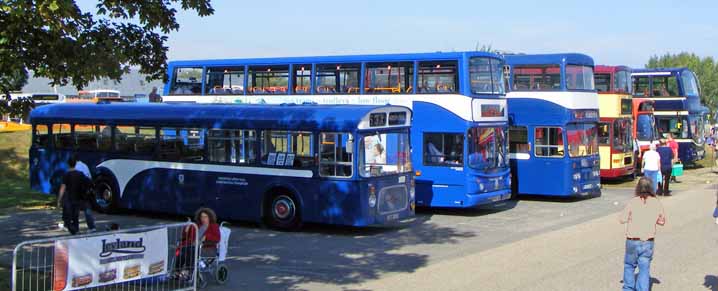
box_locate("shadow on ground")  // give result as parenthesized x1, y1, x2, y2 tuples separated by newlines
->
(0, 206, 476, 291)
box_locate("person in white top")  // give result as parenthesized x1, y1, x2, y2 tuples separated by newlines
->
(641, 143, 662, 193)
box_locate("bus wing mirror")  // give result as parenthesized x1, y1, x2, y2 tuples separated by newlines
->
(347, 139, 354, 154)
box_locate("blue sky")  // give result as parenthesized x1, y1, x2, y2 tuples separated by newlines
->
(84, 0, 718, 68)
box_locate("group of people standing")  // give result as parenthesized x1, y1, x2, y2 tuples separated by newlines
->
(640, 134, 679, 195)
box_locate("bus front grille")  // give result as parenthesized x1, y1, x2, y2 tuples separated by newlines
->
(378, 185, 408, 214)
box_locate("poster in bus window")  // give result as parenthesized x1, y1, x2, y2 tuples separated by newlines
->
(364, 135, 387, 164)
(267, 152, 276, 165)
(275, 153, 286, 166)
(285, 153, 296, 166)
(52, 228, 168, 291)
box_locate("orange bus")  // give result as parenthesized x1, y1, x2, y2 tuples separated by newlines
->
(595, 65, 635, 179)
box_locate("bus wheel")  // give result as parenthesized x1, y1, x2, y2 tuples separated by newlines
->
(93, 176, 119, 213)
(265, 193, 301, 230)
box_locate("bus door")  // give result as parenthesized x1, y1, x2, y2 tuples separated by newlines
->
(516, 126, 567, 195)
(159, 128, 207, 214)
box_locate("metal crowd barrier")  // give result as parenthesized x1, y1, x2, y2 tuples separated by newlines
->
(12, 222, 199, 291)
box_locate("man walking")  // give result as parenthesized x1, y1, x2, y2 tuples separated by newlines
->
(620, 177, 666, 291)
(656, 140, 674, 196)
(57, 157, 92, 235)
(641, 143, 661, 193)
(73, 156, 96, 232)
(666, 133, 679, 182)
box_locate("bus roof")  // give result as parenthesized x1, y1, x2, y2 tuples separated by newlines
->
(631, 67, 690, 76)
(595, 65, 631, 74)
(504, 53, 594, 66)
(168, 51, 503, 67)
(29, 103, 411, 131)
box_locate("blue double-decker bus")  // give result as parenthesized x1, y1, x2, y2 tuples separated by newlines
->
(631, 68, 707, 164)
(505, 53, 602, 197)
(29, 103, 415, 229)
(162, 51, 511, 208)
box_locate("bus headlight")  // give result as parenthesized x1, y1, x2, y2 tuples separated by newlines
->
(592, 170, 600, 177)
(572, 186, 579, 193)
(478, 183, 485, 192)
(573, 173, 581, 181)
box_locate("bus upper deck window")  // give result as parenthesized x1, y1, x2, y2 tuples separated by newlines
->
(248, 66, 289, 95)
(418, 61, 458, 94)
(171, 67, 203, 95)
(315, 64, 360, 94)
(364, 62, 414, 94)
(205, 67, 245, 95)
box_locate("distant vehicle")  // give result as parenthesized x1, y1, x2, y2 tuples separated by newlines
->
(69, 89, 122, 103)
(506, 53, 601, 197)
(162, 51, 512, 208)
(594, 65, 635, 179)
(632, 68, 707, 164)
(30, 93, 66, 105)
(29, 103, 415, 229)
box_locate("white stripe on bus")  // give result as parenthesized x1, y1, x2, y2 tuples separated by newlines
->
(96, 159, 314, 197)
(505, 91, 599, 110)
(161, 94, 508, 123)
(508, 153, 530, 160)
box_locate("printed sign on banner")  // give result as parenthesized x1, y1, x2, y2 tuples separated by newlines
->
(52, 228, 168, 291)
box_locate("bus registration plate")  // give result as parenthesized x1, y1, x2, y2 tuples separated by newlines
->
(386, 214, 399, 221)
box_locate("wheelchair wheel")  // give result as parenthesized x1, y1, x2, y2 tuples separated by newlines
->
(197, 272, 209, 289)
(215, 264, 229, 285)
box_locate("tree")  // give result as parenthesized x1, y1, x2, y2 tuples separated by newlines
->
(0, 0, 214, 117)
(646, 52, 718, 116)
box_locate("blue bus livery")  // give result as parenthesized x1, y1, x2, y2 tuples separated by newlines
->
(29, 103, 414, 229)
(505, 53, 601, 197)
(162, 51, 511, 208)
(631, 68, 707, 164)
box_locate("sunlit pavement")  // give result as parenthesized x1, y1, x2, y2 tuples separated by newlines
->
(0, 168, 715, 291)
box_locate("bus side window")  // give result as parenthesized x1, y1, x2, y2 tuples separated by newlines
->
(74, 124, 111, 151)
(33, 124, 50, 148)
(158, 128, 206, 162)
(261, 130, 314, 167)
(52, 124, 73, 149)
(423, 133, 464, 166)
(534, 127, 564, 157)
(208, 129, 256, 164)
(319, 133, 353, 177)
(508, 126, 529, 154)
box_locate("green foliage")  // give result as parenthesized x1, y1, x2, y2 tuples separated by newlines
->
(0, 0, 214, 117)
(646, 52, 718, 115)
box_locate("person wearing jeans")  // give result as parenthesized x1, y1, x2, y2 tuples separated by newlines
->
(620, 177, 666, 291)
(641, 143, 661, 193)
(656, 140, 674, 196)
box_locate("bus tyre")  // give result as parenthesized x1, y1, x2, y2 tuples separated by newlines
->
(265, 193, 301, 230)
(93, 175, 120, 213)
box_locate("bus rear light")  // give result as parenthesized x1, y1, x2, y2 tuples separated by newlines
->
(415, 170, 421, 176)
(572, 173, 581, 180)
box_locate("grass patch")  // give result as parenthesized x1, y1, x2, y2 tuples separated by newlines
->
(0, 131, 55, 211)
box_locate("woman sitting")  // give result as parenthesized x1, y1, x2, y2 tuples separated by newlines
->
(173, 207, 221, 280)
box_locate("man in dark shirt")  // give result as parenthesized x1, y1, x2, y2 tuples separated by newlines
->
(148, 87, 162, 103)
(58, 157, 92, 235)
(656, 139, 674, 196)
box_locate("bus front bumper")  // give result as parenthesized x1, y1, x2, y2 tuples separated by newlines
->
(600, 166, 635, 179)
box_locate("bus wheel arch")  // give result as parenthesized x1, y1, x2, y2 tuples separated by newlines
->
(262, 186, 302, 230)
(92, 170, 121, 214)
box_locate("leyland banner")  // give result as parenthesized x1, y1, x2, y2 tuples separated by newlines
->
(52, 228, 169, 291)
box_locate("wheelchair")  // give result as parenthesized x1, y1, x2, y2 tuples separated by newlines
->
(196, 222, 231, 288)
(170, 222, 232, 289)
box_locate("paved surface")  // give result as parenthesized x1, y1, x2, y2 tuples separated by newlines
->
(0, 168, 716, 291)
